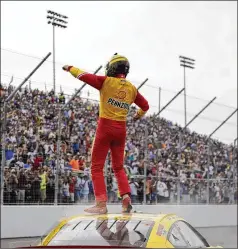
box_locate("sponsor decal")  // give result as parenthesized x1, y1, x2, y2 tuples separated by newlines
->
(116, 90, 127, 100)
(157, 224, 167, 236)
(107, 98, 130, 111)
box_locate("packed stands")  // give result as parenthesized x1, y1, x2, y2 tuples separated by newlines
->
(0, 85, 237, 205)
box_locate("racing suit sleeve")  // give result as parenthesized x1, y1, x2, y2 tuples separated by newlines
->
(134, 91, 149, 118)
(68, 66, 107, 90)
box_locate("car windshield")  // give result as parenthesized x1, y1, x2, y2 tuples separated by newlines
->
(47, 218, 155, 247)
(168, 221, 209, 248)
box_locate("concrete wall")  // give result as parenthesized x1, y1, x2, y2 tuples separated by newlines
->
(1, 204, 237, 238)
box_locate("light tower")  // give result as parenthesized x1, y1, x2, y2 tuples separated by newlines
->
(47, 10, 68, 93)
(179, 55, 195, 127)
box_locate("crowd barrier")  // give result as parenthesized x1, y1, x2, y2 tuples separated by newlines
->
(1, 204, 237, 238)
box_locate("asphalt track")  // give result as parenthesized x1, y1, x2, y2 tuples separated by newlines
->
(1, 226, 237, 248)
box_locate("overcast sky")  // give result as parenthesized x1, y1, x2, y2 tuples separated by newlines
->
(1, 1, 237, 144)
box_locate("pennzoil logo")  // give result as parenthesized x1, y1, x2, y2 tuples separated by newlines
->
(107, 98, 130, 111)
(116, 90, 127, 100)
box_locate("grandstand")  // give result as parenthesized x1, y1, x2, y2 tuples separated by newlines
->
(0, 82, 237, 205)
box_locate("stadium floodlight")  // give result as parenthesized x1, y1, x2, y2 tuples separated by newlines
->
(47, 10, 68, 93)
(179, 55, 196, 127)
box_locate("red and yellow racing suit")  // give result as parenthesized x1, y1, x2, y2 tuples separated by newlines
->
(68, 66, 149, 202)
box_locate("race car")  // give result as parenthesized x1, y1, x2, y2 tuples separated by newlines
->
(36, 213, 222, 248)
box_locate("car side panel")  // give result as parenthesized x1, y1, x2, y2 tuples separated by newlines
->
(146, 214, 187, 248)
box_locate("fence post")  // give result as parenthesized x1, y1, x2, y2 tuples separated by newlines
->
(55, 107, 62, 205)
(177, 132, 183, 205)
(155, 88, 161, 205)
(206, 140, 211, 204)
(0, 103, 7, 205)
(232, 138, 237, 203)
(143, 126, 148, 204)
(158, 87, 161, 113)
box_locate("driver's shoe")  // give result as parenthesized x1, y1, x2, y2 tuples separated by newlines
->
(122, 196, 133, 213)
(84, 201, 108, 214)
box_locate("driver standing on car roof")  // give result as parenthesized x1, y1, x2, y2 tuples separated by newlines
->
(63, 53, 149, 214)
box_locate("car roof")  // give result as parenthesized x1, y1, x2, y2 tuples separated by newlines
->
(65, 212, 178, 223)
(43, 213, 181, 247)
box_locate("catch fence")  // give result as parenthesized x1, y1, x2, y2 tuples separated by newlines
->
(2, 174, 237, 205)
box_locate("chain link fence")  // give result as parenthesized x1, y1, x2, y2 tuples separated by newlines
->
(2, 173, 237, 205)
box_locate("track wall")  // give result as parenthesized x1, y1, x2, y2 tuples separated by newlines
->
(1, 205, 237, 238)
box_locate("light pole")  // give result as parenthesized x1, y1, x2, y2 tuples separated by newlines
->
(47, 10, 68, 94)
(179, 55, 195, 127)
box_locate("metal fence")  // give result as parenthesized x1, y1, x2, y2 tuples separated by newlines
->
(2, 173, 237, 205)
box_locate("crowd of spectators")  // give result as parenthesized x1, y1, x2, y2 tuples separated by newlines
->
(0, 84, 237, 205)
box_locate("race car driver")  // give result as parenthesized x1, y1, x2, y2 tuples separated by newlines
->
(62, 53, 149, 214)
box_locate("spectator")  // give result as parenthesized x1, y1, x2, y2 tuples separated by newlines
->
(81, 175, 90, 203)
(129, 177, 139, 204)
(31, 170, 41, 204)
(17, 168, 27, 204)
(46, 172, 55, 203)
(39, 168, 47, 203)
(74, 174, 83, 203)
(7, 169, 18, 204)
(62, 177, 70, 203)
(69, 176, 76, 203)
(69, 155, 79, 172)
(157, 180, 169, 203)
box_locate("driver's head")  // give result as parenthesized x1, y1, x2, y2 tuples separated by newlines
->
(105, 53, 130, 78)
